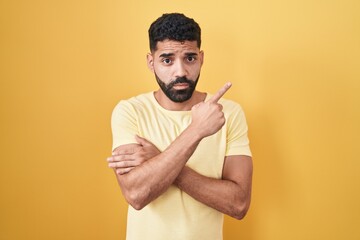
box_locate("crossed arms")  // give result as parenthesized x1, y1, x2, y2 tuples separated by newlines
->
(107, 83, 253, 219)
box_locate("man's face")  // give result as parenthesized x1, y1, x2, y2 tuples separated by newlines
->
(147, 40, 204, 103)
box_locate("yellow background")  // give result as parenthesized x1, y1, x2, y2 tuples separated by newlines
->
(1, 0, 359, 239)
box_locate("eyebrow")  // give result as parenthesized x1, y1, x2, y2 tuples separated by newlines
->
(184, 52, 198, 57)
(159, 53, 175, 58)
(158, 52, 198, 58)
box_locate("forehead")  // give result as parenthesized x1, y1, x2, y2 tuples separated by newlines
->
(154, 40, 199, 55)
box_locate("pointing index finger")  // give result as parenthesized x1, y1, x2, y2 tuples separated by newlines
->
(207, 82, 232, 103)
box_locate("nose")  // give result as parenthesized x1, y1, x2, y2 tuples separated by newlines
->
(173, 60, 187, 78)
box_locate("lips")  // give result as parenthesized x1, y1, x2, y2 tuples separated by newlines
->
(173, 83, 189, 90)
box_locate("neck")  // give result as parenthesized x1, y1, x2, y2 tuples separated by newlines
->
(154, 90, 206, 111)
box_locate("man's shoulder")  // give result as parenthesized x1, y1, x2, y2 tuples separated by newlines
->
(115, 92, 154, 108)
(121, 92, 153, 104)
(112, 92, 156, 118)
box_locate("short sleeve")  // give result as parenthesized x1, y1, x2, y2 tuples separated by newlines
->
(225, 103, 252, 157)
(111, 100, 139, 151)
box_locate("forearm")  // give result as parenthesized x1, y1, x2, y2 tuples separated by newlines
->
(112, 85, 231, 210)
(117, 126, 202, 210)
(174, 166, 252, 219)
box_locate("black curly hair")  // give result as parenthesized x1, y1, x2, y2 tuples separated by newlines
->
(148, 13, 201, 52)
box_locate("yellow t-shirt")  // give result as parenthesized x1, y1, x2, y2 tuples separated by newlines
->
(111, 92, 251, 240)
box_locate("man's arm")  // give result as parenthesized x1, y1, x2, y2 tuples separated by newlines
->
(110, 140, 253, 219)
(111, 128, 202, 210)
(174, 155, 253, 220)
(108, 83, 232, 210)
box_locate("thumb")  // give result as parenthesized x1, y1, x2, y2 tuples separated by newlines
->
(191, 102, 203, 110)
(135, 135, 152, 146)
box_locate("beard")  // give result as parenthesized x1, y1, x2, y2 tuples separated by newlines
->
(155, 73, 200, 103)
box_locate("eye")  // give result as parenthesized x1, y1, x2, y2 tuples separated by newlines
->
(162, 58, 172, 64)
(186, 56, 196, 62)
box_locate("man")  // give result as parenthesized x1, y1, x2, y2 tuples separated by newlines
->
(107, 13, 253, 240)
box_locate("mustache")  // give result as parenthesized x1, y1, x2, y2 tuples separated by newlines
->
(168, 77, 194, 88)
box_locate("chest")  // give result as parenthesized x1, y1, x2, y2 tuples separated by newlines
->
(135, 108, 227, 178)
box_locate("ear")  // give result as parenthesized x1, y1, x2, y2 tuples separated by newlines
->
(199, 50, 204, 66)
(146, 53, 154, 72)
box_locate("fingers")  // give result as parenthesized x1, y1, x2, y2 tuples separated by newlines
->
(108, 160, 138, 168)
(107, 154, 133, 162)
(108, 136, 158, 174)
(107, 154, 139, 175)
(107, 143, 150, 168)
(191, 102, 202, 110)
(135, 135, 153, 147)
(112, 146, 140, 155)
(116, 167, 135, 175)
(207, 82, 232, 103)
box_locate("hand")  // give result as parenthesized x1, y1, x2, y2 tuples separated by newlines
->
(107, 135, 161, 175)
(190, 82, 232, 138)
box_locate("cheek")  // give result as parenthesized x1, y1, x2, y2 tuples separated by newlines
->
(189, 65, 201, 76)
(154, 65, 171, 78)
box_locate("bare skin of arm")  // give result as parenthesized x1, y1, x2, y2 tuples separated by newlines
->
(112, 128, 202, 210)
(174, 156, 253, 220)
(108, 83, 231, 210)
(110, 137, 253, 219)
